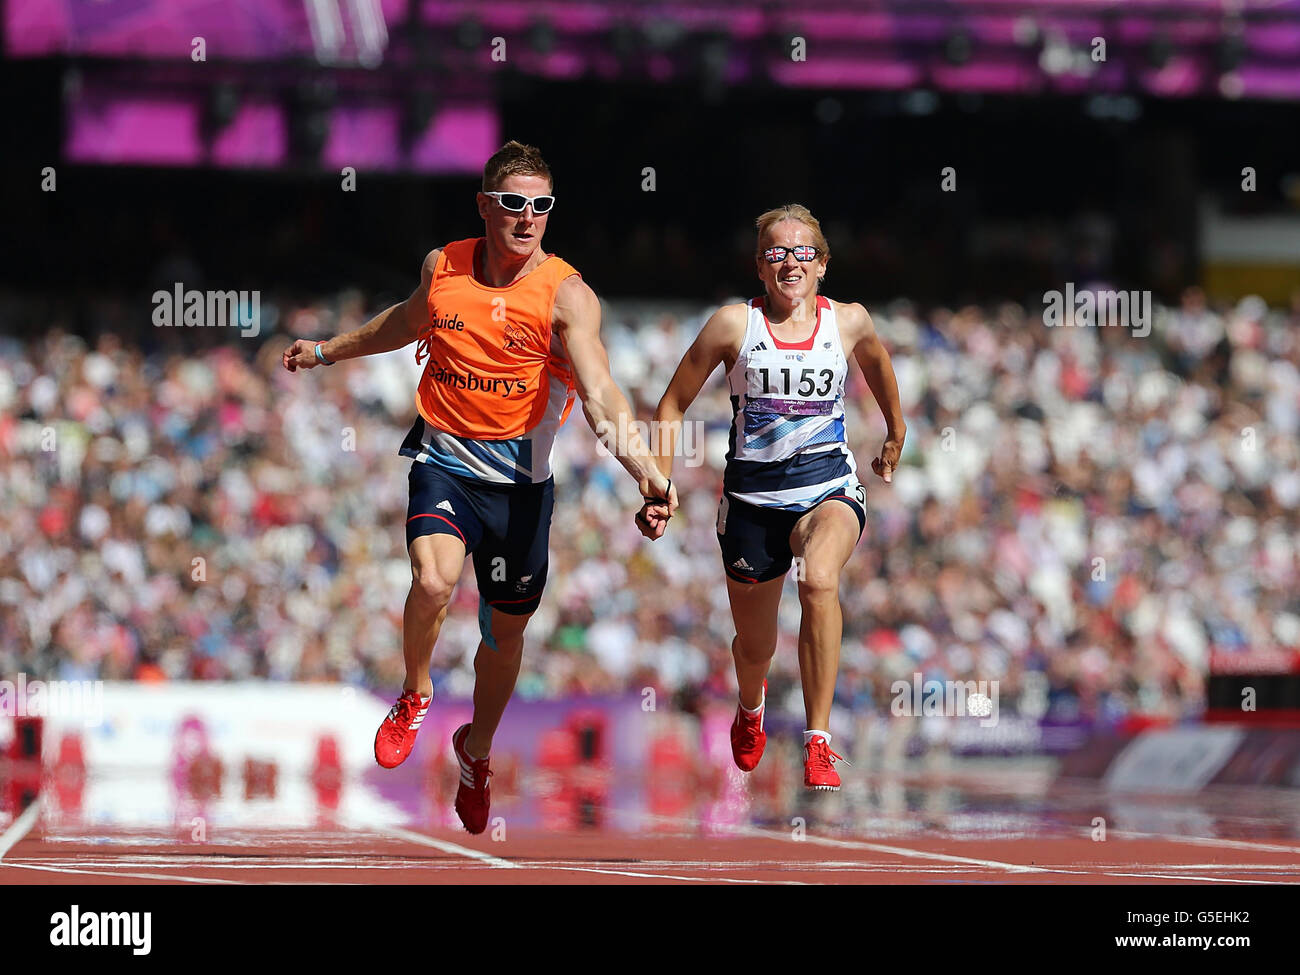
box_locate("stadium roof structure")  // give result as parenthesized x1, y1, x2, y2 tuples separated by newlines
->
(9, 0, 1300, 102)
(10, 0, 1299, 170)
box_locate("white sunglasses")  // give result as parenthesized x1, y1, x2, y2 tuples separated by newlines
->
(484, 191, 555, 214)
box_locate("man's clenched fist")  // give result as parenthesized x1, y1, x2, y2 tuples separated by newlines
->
(282, 340, 324, 372)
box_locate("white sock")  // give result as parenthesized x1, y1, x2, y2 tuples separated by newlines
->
(803, 730, 831, 748)
(740, 686, 765, 714)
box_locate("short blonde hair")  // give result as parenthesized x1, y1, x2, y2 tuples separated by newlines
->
(482, 140, 552, 192)
(755, 204, 830, 262)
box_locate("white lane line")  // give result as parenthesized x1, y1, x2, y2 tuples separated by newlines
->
(749, 827, 1295, 883)
(1109, 830, 1300, 856)
(772, 831, 1085, 875)
(31, 854, 1273, 884)
(5, 856, 928, 876)
(1094, 863, 1300, 871)
(0, 801, 41, 860)
(633, 813, 1292, 884)
(5, 859, 442, 870)
(364, 826, 807, 884)
(368, 825, 519, 869)
(1097, 871, 1285, 885)
(661, 818, 1068, 876)
(547, 865, 807, 885)
(774, 833, 1292, 883)
(0, 861, 244, 885)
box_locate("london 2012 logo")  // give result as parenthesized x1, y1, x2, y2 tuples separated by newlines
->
(503, 322, 527, 350)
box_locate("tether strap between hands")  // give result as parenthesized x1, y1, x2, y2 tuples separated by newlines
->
(642, 478, 672, 505)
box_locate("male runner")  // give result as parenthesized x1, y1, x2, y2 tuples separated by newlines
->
(283, 142, 676, 832)
(640, 204, 905, 790)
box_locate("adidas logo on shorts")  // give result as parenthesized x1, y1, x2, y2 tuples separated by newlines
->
(731, 557, 754, 570)
(436, 499, 456, 515)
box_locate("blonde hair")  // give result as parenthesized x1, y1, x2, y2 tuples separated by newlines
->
(754, 203, 830, 262)
(482, 140, 553, 192)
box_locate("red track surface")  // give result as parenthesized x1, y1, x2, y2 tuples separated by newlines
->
(4, 816, 1300, 885)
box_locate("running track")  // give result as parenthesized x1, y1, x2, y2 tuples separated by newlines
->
(4, 806, 1299, 884)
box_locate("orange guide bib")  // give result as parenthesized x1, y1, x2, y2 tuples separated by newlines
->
(415, 238, 578, 441)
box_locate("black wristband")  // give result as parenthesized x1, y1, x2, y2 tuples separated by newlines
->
(642, 478, 672, 505)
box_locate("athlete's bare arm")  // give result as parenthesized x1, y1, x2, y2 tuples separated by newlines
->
(652, 302, 747, 476)
(553, 275, 679, 518)
(837, 300, 906, 483)
(281, 249, 440, 371)
(629, 304, 746, 540)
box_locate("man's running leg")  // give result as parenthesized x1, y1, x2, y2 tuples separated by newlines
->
(402, 532, 467, 697)
(376, 463, 479, 770)
(451, 604, 535, 833)
(375, 533, 468, 769)
(464, 604, 532, 758)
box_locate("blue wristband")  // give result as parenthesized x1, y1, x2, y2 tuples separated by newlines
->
(314, 342, 335, 366)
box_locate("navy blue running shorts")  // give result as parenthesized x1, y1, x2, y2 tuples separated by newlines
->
(716, 484, 866, 584)
(406, 461, 554, 615)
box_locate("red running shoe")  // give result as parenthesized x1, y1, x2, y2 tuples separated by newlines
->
(373, 690, 431, 769)
(803, 735, 846, 791)
(730, 680, 767, 772)
(451, 723, 492, 835)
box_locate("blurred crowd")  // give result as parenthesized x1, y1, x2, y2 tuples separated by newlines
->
(2, 286, 1298, 732)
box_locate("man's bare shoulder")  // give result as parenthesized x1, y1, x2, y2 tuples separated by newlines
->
(556, 275, 600, 309)
(421, 247, 443, 280)
(553, 273, 599, 329)
(555, 271, 595, 302)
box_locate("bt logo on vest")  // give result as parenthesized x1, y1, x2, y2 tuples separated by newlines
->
(430, 312, 465, 331)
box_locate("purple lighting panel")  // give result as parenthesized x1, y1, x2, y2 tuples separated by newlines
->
(320, 103, 500, 173)
(7, 0, 317, 59)
(410, 104, 501, 174)
(211, 103, 289, 168)
(67, 94, 203, 165)
(13, 0, 1300, 103)
(64, 87, 496, 172)
(323, 106, 403, 172)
